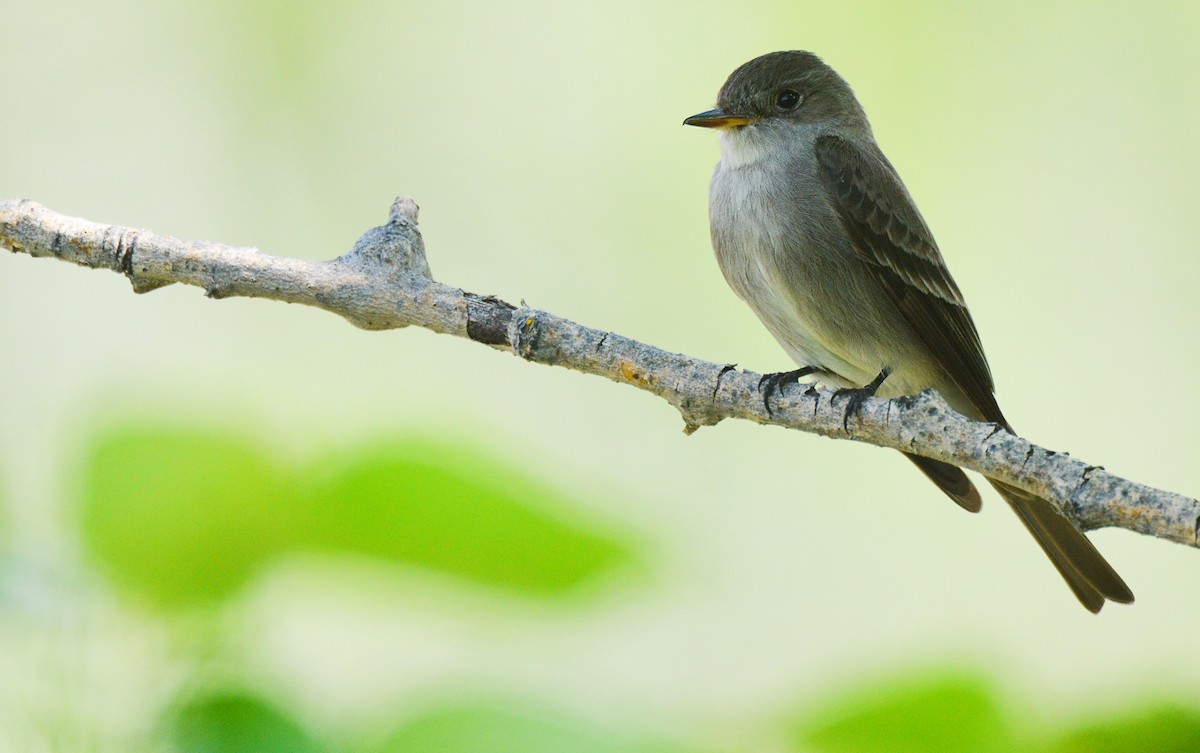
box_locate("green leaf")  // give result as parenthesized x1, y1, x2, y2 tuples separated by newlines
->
(1050, 704, 1200, 753)
(795, 671, 1015, 753)
(79, 428, 297, 609)
(79, 427, 638, 609)
(171, 692, 322, 753)
(302, 440, 636, 597)
(371, 700, 702, 753)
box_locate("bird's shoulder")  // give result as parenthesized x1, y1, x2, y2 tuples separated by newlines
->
(811, 133, 966, 306)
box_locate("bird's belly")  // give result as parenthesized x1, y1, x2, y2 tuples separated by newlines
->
(710, 163, 931, 392)
(719, 243, 853, 378)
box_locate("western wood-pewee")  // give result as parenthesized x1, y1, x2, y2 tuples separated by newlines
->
(685, 50, 1132, 612)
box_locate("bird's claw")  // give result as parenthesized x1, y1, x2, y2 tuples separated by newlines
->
(831, 368, 891, 431)
(758, 366, 816, 417)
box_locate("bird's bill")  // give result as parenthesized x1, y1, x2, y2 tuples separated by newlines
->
(683, 108, 755, 128)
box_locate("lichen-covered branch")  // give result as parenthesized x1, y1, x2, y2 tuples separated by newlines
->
(3, 197, 1197, 547)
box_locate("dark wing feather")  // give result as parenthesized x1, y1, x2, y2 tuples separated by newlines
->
(814, 134, 1005, 426)
(815, 135, 1134, 611)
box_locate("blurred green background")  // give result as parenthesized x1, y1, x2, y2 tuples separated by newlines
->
(3, 1, 1200, 751)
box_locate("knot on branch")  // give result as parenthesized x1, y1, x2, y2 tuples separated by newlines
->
(510, 308, 543, 360)
(674, 362, 738, 435)
(108, 226, 172, 294)
(336, 195, 432, 282)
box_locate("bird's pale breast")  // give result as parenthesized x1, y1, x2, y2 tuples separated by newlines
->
(708, 126, 941, 397)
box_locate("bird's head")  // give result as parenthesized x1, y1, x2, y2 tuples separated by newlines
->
(684, 51, 865, 132)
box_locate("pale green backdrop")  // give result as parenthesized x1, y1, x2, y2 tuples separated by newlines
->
(2, 1, 1199, 751)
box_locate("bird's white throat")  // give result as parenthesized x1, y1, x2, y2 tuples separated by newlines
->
(717, 126, 776, 170)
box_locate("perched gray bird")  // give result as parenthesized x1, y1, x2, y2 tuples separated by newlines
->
(685, 50, 1132, 612)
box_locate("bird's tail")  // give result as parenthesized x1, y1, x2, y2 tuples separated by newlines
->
(990, 480, 1134, 613)
(903, 452, 982, 512)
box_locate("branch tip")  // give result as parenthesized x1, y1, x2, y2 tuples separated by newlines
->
(390, 196, 420, 226)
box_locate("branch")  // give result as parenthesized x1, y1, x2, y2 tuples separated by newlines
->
(3, 197, 1197, 548)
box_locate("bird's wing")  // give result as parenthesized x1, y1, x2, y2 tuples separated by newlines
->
(813, 133, 1004, 426)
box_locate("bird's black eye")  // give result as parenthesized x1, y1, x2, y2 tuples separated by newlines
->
(776, 90, 801, 110)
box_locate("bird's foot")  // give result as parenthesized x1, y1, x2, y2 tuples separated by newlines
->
(831, 368, 891, 431)
(758, 366, 816, 417)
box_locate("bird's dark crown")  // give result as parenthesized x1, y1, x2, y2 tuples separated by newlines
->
(716, 50, 862, 125)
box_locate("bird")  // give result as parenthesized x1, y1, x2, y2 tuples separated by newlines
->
(684, 50, 1132, 612)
